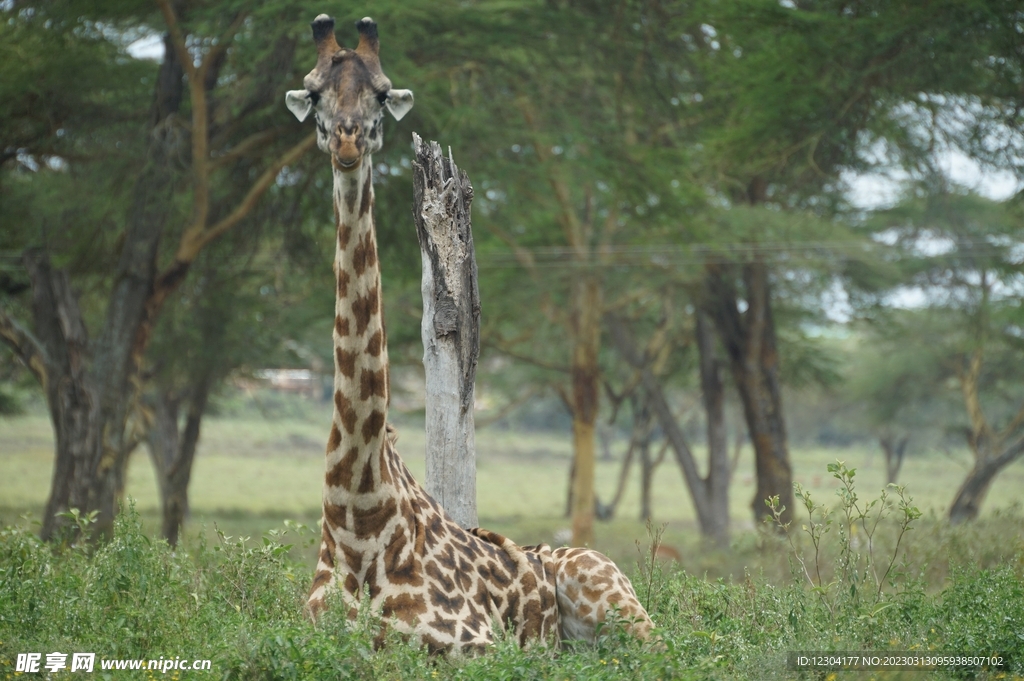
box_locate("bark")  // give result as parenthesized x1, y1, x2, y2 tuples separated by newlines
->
(569, 274, 601, 546)
(412, 134, 480, 530)
(948, 352, 1024, 522)
(701, 262, 795, 526)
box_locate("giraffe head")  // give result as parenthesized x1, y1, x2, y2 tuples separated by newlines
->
(285, 15, 413, 172)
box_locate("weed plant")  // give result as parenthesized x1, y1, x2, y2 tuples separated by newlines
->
(1, 466, 1022, 680)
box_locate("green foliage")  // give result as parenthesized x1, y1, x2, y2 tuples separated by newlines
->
(766, 461, 924, 635)
(2, 466, 1022, 680)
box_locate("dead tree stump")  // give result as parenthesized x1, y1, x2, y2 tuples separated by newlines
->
(412, 133, 480, 529)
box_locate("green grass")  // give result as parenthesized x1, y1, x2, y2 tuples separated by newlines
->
(0, 497, 1021, 680)
(2, 403, 1024, 679)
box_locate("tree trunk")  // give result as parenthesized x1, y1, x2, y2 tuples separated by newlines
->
(879, 435, 908, 485)
(145, 376, 211, 547)
(603, 432, 636, 521)
(696, 310, 731, 545)
(20, 252, 98, 541)
(569, 275, 602, 546)
(146, 391, 180, 535)
(638, 422, 654, 522)
(702, 262, 795, 527)
(17, 34, 185, 542)
(412, 134, 480, 530)
(607, 317, 725, 539)
(949, 439, 1024, 524)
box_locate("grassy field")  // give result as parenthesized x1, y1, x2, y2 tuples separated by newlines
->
(2, 401, 1024, 568)
(2, 400, 1024, 679)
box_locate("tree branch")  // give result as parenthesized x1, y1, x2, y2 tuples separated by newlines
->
(997, 399, 1024, 447)
(175, 132, 316, 263)
(155, 0, 196, 80)
(481, 337, 571, 374)
(209, 128, 284, 171)
(198, 11, 247, 86)
(0, 307, 50, 390)
(516, 97, 586, 253)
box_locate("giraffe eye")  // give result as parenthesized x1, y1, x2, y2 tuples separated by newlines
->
(376, 91, 387, 106)
(309, 91, 321, 107)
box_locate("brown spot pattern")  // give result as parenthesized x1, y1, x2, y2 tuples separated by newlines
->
(335, 315, 350, 337)
(339, 541, 363, 574)
(336, 269, 351, 298)
(334, 393, 358, 434)
(382, 592, 427, 620)
(326, 424, 341, 452)
(338, 222, 352, 249)
(344, 573, 359, 595)
(361, 409, 385, 444)
(353, 496, 397, 539)
(357, 455, 375, 492)
(327, 447, 358, 489)
(310, 569, 332, 591)
(360, 368, 387, 400)
(378, 447, 393, 484)
(429, 583, 466, 615)
(335, 347, 357, 379)
(351, 287, 379, 335)
(359, 169, 373, 216)
(386, 536, 423, 586)
(323, 501, 347, 530)
(353, 231, 377, 276)
(366, 330, 383, 356)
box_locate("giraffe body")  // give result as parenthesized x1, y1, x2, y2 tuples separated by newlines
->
(288, 15, 558, 654)
(551, 547, 654, 642)
(286, 13, 652, 654)
(471, 530, 655, 643)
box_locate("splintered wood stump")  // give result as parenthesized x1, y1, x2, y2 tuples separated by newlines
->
(412, 133, 480, 529)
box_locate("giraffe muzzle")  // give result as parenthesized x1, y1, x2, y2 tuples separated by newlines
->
(332, 135, 363, 171)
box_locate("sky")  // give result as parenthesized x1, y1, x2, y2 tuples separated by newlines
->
(845, 150, 1021, 210)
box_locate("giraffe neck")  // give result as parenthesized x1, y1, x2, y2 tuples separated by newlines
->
(324, 159, 391, 498)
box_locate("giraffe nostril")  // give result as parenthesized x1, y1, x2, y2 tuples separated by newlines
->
(338, 122, 360, 137)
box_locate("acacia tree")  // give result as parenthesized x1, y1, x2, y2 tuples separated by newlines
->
(861, 189, 1024, 522)
(0, 0, 314, 540)
(665, 0, 1024, 524)
(418, 0, 697, 546)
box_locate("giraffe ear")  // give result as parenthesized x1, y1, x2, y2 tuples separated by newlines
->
(285, 90, 314, 122)
(384, 89, 413, 121)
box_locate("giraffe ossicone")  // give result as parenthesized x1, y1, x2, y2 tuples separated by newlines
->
(285, 13, 652, 654)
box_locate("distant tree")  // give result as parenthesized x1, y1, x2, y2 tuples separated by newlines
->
(0, 0, 314, 541)
(859, 188, 1024, 522)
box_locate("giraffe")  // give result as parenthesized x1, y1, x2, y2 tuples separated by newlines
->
(285, 14, 559, 654)
(284, 13, 653, 654)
